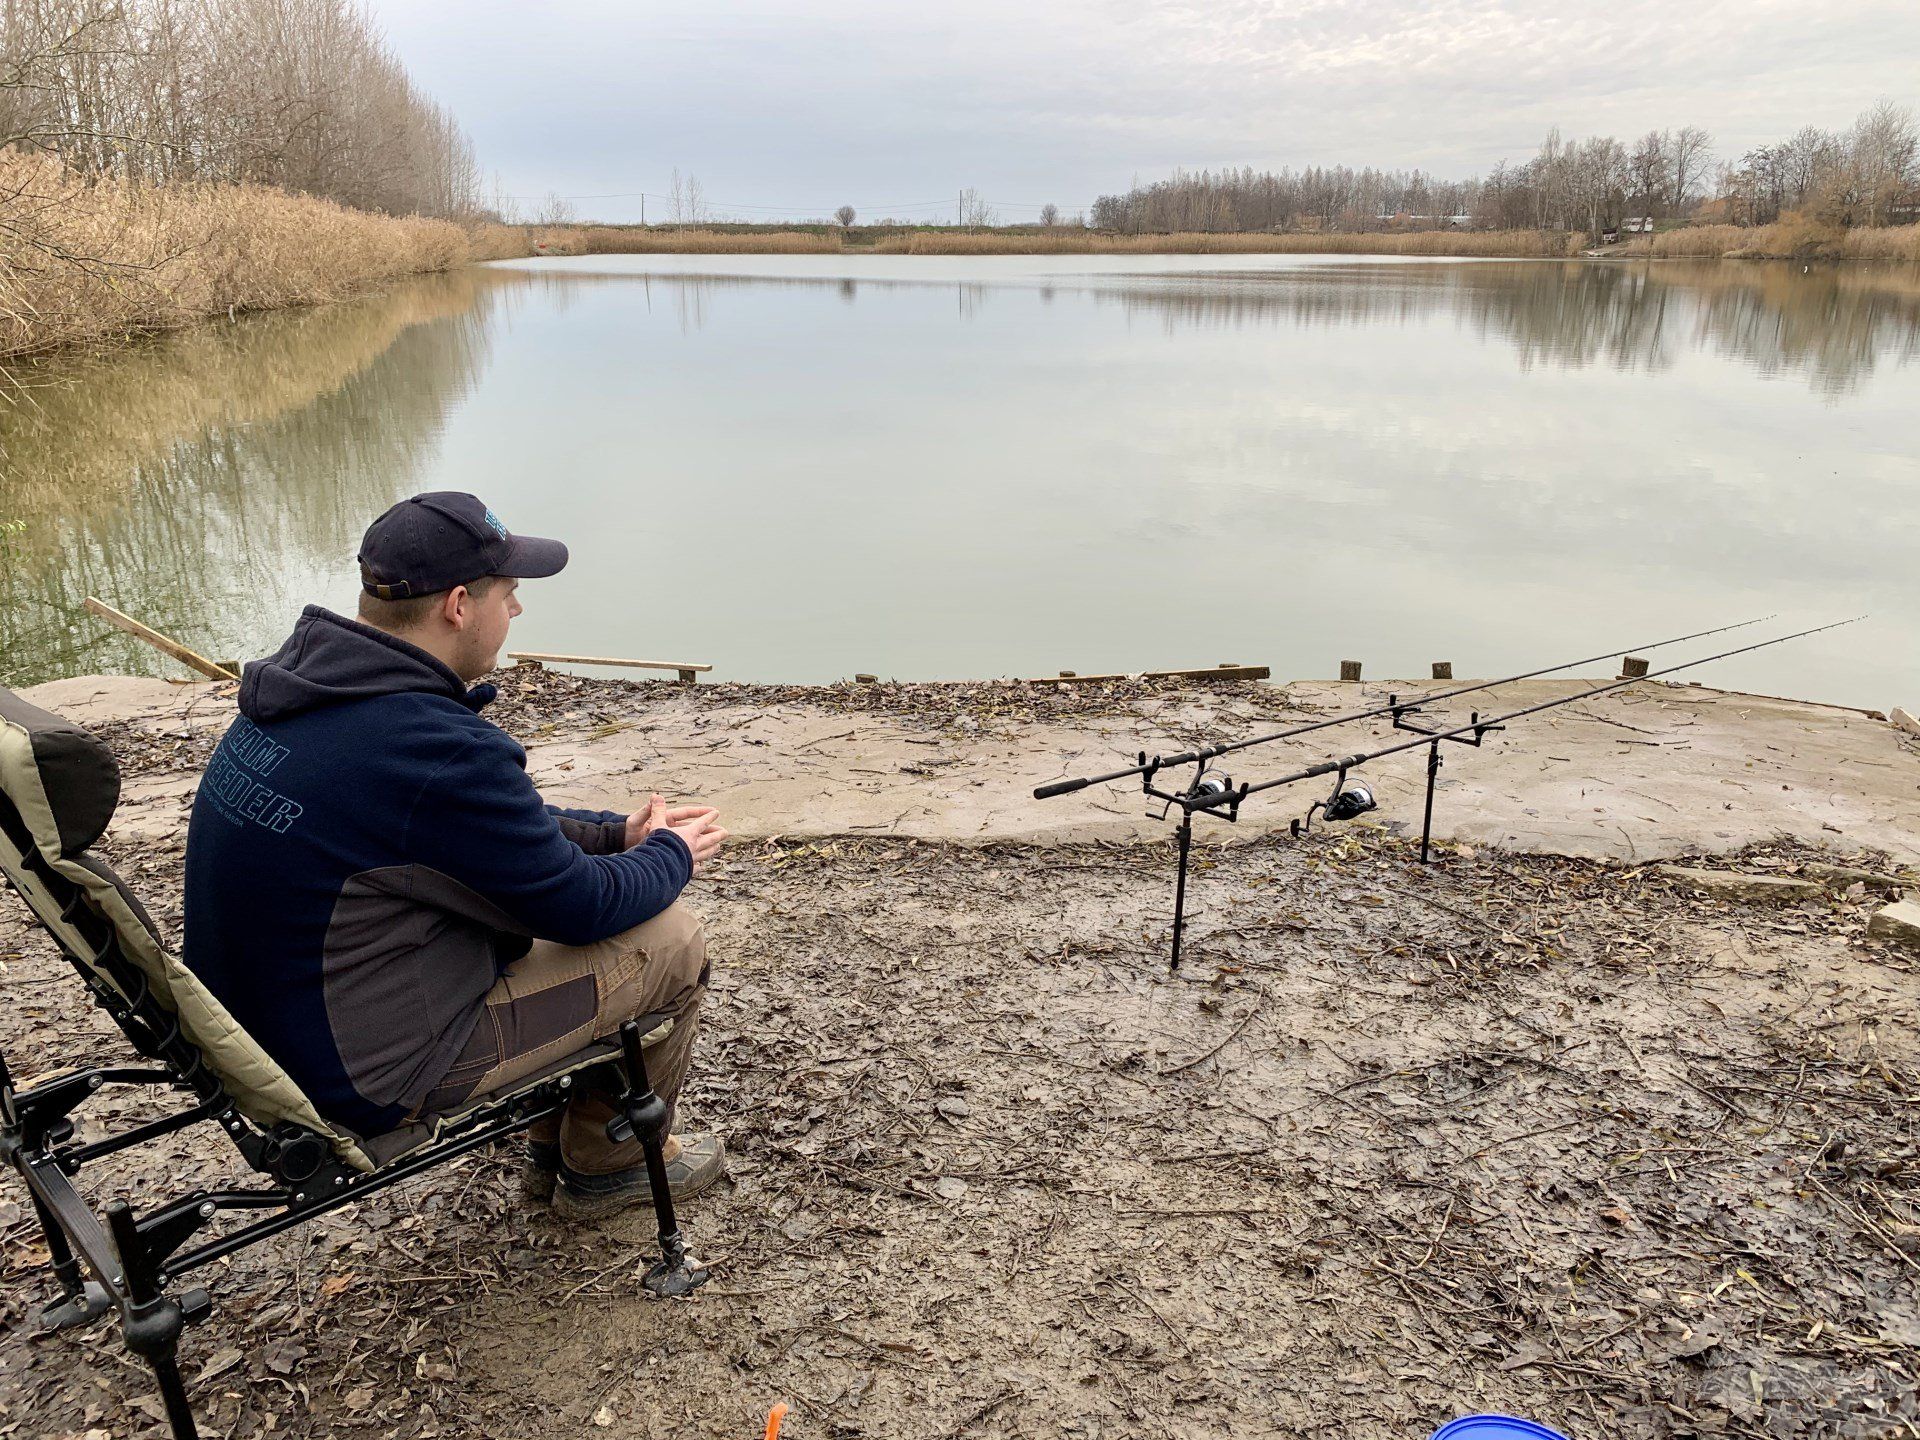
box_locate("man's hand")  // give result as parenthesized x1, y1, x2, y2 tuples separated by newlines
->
(625, 794, 727, 875)
(625, 794, 712, 848)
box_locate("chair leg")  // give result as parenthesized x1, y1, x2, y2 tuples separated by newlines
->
(106, 1201, 200, 1440)
(615, 1021, 708, 1298)
(31, 1191, 112, 1331)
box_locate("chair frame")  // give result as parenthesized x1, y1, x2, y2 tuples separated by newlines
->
(0, 785, 706, 1440)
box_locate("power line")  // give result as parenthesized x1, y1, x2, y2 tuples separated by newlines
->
(501, 188, 1092, 217)
(504, 190, 966, 209)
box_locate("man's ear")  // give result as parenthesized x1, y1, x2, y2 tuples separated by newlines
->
(440, 585, 470, 630)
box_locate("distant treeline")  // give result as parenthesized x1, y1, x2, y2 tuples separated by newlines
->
(1089, 103, 1919, 240)
(0, 0, 482, 218)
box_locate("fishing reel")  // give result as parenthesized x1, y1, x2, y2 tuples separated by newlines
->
(1142, 757, 1244, 823)
(1292, 768, 1377, 837)
(1136, 756, 1244, 821)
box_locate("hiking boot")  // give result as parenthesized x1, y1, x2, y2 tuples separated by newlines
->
(552, 1132, 728, 1221)
(520, 1138, 560, 1203)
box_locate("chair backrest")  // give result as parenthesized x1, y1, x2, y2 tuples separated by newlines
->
(0, 687, 374, 1171)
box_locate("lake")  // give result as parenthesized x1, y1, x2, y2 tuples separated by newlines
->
(2, 254, 1916, 707)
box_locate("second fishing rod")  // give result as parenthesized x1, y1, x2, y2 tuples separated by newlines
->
(1031, 613, 1774, 802)
(1051, 616, 1861, 970)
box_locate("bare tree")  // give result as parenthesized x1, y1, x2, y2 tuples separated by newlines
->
(957, 187, 994, 227)
(533, 191, 576, 225)
(1039, 202, 1059, 227)
(1570, 135, 1626, 241)
(834, 204, 855, 229)
(1848, 99, 1918, 226)
(1627, 130, 1667, 218)
(0, 0, 484, 217)
(1665, 126, 1713, 216)
(668, 168, 707, 227)
(1780, 125, 1841, 211)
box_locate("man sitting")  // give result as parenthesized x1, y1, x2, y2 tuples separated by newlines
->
(182, 491, 727, 1218)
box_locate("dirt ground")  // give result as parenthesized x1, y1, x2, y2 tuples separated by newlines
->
(4, 673, 1919, 1440)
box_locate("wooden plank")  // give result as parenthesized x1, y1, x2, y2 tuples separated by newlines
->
(1030, 664, 1269, 686)
(84, 597, 238, 682)
(508, 651, 711, 675)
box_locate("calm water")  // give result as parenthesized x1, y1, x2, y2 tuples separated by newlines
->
(3, 254, 1917, 707)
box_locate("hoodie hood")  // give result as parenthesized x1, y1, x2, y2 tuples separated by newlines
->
(240, 606, 496, 723)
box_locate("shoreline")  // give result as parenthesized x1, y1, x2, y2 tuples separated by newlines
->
(513, 221, 1920, 263)
(25, 667, 1920, 865)
(6, 194, 1915, 373)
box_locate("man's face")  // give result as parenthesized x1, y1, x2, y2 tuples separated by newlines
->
(451, 577, 521, 681)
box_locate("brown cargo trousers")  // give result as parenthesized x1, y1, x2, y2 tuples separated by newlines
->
(414, 903, 708, 1175)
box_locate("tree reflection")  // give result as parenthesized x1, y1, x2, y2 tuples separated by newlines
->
(1088, 261, 1920, 392)
(0, 269, 521, 683)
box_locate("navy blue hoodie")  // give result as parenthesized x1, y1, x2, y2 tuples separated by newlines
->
(182, 607, 692, 1137)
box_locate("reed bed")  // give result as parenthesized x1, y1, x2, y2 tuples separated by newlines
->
(0, 152, 472, 361)
(517, 226, 841, 256)
(1621, 217, 1920, 262)
(868, 228, 1583, 257)
(1837, 225, 1920, 262)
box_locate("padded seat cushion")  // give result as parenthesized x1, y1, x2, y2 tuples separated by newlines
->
(0, 690, 119, 857)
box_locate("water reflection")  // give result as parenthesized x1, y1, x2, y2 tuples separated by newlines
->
(535, 259, 1920, 393)
(1, 269, 515, 678)
(1, 256, 1915, 701)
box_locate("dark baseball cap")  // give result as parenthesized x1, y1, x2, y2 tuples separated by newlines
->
(358, 492, 568, 600)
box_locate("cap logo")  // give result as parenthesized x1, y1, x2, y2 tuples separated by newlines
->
(482, 507, 509, 539)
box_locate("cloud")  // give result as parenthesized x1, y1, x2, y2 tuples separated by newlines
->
(372, 0, 1920, 221)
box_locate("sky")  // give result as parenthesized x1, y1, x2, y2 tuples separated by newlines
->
(374, 0, 1920, 225)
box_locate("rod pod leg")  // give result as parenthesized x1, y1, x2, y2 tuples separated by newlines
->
(106, 1201, 199, 1440)
(1420, 741, 1442, 864)
(1169, 809, 1195, 972)
(614, 1021, 708, 1298)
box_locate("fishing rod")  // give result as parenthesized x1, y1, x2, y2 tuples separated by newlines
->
(1035, 616, 1863, 970)
(1032, 613, 1773, 801)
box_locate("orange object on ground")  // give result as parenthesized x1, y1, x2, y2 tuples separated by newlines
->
(765, 1402, 790, 1440)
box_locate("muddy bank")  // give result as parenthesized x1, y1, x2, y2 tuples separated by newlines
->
(3, 670, 1918, 1439)
(26, 666, 1920, 863)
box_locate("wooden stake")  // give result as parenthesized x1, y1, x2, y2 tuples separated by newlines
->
(83, 598, 238, 682)
(506, 652, 711, 684)
(1031, 664, 1270, 686)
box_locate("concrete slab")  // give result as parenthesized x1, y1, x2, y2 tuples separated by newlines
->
(24, 674, 1920, 864)
(1653, 866, 1824, 903)
(1867, 899, 1920, 950)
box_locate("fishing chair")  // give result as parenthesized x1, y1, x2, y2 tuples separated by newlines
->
(0, 687, 707, 1440)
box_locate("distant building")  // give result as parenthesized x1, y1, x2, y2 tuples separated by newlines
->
(1621, 216, 1656, 234)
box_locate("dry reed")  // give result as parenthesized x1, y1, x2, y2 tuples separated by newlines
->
(1621, 215, 1920, 263)
(0, 152, 472, 361)
(868, 229, 1584, 257)
(517, 226, 841, 256)
(468, 225, 1584, 260)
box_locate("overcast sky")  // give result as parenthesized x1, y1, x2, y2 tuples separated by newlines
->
(375, 0, 1920, 224)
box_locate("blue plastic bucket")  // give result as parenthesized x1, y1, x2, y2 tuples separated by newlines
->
(1429, 1418, 1572, 1440)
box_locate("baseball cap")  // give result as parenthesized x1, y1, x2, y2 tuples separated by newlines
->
(358, 492, 568, 600)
